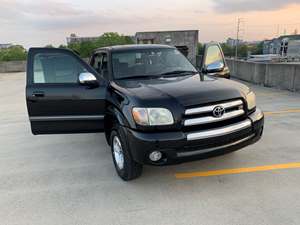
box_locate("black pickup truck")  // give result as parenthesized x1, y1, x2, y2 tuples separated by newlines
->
(26, 43, 264, 180)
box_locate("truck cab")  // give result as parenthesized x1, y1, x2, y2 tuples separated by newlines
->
(26, 43, 264, 180)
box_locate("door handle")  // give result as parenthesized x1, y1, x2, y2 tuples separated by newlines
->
(32, 91, 45, 98)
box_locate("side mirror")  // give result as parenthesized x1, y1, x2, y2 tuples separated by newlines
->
(202, 43, 230, 79)
(204, 61, 225, 73)
(78, 72, 99, 87)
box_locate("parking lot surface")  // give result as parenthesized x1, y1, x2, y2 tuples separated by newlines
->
(1, 72, 300, 225)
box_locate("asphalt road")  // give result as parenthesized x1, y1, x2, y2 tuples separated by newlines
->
(1, 73, 300, 225)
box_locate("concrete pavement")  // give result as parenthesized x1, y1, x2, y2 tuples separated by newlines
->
(1, 73, 300, 225)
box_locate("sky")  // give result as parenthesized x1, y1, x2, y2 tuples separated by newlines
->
(1, 0, 300, 48)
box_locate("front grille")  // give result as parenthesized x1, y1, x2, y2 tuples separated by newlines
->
(183, 99, 246, 132)
(184, 126, 253, 149)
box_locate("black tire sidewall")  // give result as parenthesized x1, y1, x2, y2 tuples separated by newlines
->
(110, 126, 143, 181)
(110, 130, 126, 177)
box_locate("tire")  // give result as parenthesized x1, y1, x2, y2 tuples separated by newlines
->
(110, 126, 143, 181)
(105, 130, 111, 146)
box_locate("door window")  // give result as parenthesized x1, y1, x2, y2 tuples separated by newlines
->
(33, 53, 86, 83)
(91, 53, 108, 79)
(204, 45, 224, 68)
(101, 54, 109, 79)
(92, 54, 103, 73)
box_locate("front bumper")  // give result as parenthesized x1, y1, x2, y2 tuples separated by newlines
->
(125, 108, 264, 165)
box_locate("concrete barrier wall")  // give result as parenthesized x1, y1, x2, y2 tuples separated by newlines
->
(0, 58, 89, 73)
(1, 58, 300, 92)
(294, 66, 300, 92)
(226, 59, 300, 92)
(0, 61, 27, 73)
(265, 64, 296, 91)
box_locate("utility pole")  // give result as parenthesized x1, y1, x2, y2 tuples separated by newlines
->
(235, 18, 244, 60)
(233, 18, 244, 76)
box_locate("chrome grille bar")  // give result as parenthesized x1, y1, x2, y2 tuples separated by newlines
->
(186, 119, 252, 141)
(178, 134, 255, 157)
(184, 109, 245, 126)
(185, 100, 243, 116)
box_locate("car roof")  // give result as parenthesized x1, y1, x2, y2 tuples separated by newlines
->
(94, 44, 175, 53)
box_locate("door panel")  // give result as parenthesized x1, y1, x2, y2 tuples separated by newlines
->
(26, 48, 107, 135)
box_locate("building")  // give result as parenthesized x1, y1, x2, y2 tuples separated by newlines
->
(66, 33, 100, 45)
(0, 43, 13, 49)
(262, 40, 272, 54)
(135, 30, 199, 65)
(263, 35, 300, 57)
(287, 40, 300, 58)
(226, 38, 244, 47)
(66, 33, 135, 45)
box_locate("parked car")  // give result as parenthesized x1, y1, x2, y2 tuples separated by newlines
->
(25, 43, 264, 180)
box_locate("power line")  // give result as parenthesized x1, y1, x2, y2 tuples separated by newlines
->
(235, 18, 245, 59)
(246, 22, 300, 28)
(197, 22, 234, 26)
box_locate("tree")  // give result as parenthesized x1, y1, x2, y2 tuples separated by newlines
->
(219, 42, 263, 58)
(68, 41, 96, 58)
(58, 44, 67, 49)
(45, 44, 55, 48)
(0, 45, 27, 61)
(197, 43, 204, 55)
(68, 32, 134, 58)
(250, 42, 263, 55)
(238, 45, 249, 58)
(220, 43, 234, 57)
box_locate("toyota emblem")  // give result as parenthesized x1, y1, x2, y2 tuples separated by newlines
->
(212, 106, 225, 118)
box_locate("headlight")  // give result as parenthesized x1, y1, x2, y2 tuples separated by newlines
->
(132, 108, 174, 126)
(246, 91, 256, 110)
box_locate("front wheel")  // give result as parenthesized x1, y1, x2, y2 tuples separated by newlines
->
(110, 128, 143, 181)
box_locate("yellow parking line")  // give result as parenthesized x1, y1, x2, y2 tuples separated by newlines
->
(264, 109, 300, 116)
(175, 162, 300, 179)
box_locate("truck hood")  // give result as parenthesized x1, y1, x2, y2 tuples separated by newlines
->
(112, 74, 250, 107)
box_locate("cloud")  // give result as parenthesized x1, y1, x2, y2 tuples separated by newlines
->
(0, 0, 147, 47)
(0, 0, 132, 30)
(1, 0, 197, 47)
(213, 0, 300, 13)
(0, 0, 201, 36)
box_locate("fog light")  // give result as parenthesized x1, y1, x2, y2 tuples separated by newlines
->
(149, 151, 162, 162)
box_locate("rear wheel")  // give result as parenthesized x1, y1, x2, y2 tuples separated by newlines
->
(110, 127, 143, 181)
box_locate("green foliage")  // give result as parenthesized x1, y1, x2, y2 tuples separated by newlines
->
(68, 41, 95, 58)
(198, 42, 262, 58)
(0, 32, 133, 62)
(220, 43, 235, 57)
(250, 42, 263, 55)
(197, 43, 204, 55)
(219, 42, 264, 58)
(0, 45, 27, 61)
(45, 44, 55, 48)
(58, 44, 67, 49)
(238, 45, 249, 58)
(68, 32, 134, 58)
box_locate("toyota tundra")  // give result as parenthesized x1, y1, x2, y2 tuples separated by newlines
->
(26, 43, 264, 180)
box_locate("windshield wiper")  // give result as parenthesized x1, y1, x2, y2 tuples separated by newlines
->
(116, 70, 198, 80)
(160, 70, 198, 77)
(116, 75, 160, 80)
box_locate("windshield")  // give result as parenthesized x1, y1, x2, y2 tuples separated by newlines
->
(112, 48, 197, 79)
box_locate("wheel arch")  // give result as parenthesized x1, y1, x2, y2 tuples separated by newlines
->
(104, 104, 130, 145)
